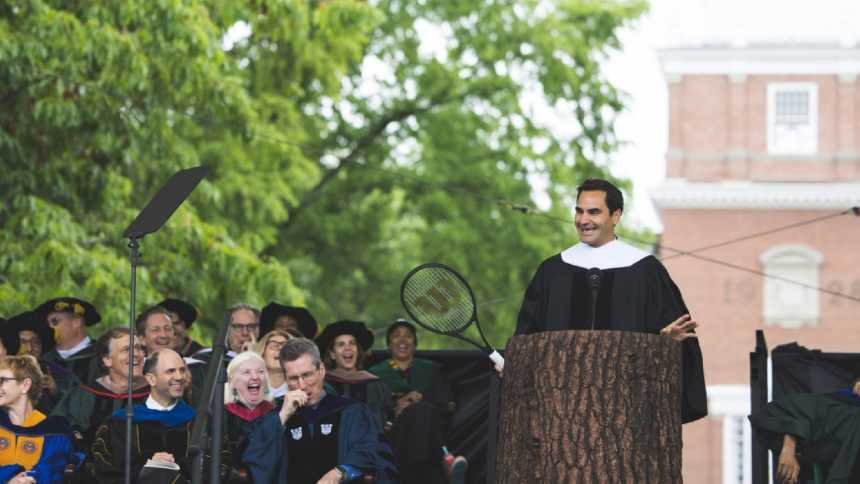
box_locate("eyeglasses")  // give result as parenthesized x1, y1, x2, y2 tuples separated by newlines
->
(266, 339, 287, 349)
(230, 323, 259, 333)
(47, 315, 71, 327)
(0, 377, 23, 385)
(286, 368, 319, 386)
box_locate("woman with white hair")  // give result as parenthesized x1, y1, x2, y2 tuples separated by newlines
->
(224, 351, 275, 482)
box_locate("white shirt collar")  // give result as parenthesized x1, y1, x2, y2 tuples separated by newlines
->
(57, 336, 92, 360)
(560, 239, 650, 270)
(269, 382, 288, 399)
(145, 395, 178, 412)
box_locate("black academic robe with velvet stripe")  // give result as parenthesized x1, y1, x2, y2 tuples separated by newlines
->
(516, 246, 708, 423)
(244, 393, 396, 484)
(50, 380, 149, 451)
(90, 401, 230, 484)
(40, 345, 100, 395)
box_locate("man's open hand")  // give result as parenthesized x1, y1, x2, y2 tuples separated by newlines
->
(660, 314, 699, 342)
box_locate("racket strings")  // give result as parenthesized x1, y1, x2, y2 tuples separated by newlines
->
(402, 267, 474, 334)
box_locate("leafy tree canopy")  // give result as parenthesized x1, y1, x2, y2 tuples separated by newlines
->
(0, 0, 647, 347)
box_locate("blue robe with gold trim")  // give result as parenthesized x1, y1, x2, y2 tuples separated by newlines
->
(0, 409, 81, 484)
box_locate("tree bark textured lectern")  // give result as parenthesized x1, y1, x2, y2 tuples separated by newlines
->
(496, 330, 683, 484)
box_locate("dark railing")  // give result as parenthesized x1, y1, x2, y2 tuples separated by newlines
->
(189, 316, 231, 484)
(749, 330, 769, 484)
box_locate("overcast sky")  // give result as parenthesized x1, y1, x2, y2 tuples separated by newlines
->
(603, 0, 860, 232)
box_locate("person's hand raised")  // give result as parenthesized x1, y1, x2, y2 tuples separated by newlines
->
(279, 389, 308, 424)
(660, 314, 699, 342)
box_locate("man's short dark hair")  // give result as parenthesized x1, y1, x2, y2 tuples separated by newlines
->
(278, 338, 322, 369)
(135, 305, 173, 335)
(96, 327, 131, 373)
(142, 350, 162, 376)
(576, 178, 624, 214)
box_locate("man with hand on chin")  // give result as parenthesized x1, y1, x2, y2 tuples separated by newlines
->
(91, 349, 230, 483)
(244, 338, 395, 483)
(515, 178, 707, 423)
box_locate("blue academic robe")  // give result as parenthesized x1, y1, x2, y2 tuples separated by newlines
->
(244, 394, 396, 483)
(0, 409, 81, 484)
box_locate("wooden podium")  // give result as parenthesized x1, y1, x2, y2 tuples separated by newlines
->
(496, 330, 683, 483)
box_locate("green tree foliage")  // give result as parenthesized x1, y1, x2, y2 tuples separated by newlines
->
(0, 0, 646, 347)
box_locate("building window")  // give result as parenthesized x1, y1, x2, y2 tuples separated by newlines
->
(767, 82, 818, 155)
(760, 244, 823, 328)
(708, 385, 752, 484)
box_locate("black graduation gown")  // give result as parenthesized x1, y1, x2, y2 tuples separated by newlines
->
(224, 401, 275, 473)
(243, 394, 396, 484)
(50, 380, 149, 450)
(40, 345, 100, 395)
(749, 390, 860, 484)
(90, 401, 230, 484)
(516, 250, 708, 423)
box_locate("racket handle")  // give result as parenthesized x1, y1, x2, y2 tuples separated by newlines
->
(488, 350, 505, 371)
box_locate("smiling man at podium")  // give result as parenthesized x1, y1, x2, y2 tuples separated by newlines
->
(515, 178, 707, 423)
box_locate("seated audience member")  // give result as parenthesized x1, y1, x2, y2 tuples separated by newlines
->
(749, 377, 860, 484)
(8, 311, 53, 359)
(0, 355, 80, 483)
(51, 328, 148, 458)
(227, 304, 261, 357)
(137, 306, 176, 354)
(158, 298, 205, 357)
(91, 349, 230, 483)
(368, 319, 466, 484)
(255, 329, 293, 402)
(224, 352, 275, 481)
(244, 338, 395, 483)
(0, 318, 20, 359)
(7, 312, 60, 413)
(33, 297, 101, 393)
(196, 304, 261, 368)
(316, 320, 392, 429)
(259, 302, 318, 339)
(138, 306, 205, 406)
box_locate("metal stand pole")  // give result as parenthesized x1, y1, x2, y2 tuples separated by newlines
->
(125, 238, 141, 484)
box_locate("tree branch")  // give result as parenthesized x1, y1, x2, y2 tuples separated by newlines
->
(280, 89, 456, 234)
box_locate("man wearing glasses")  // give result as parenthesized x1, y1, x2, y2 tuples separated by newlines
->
(244, 338, 396, 483)
(226, 304, 260, 357)
(33, 297, 101, 395)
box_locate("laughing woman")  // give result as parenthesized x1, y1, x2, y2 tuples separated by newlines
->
(0, 355, 80, 484)
(315, 320, 393, 430)
(224, 351, 275, 482)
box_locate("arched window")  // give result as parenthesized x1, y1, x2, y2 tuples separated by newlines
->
(759, 244, 823, 328)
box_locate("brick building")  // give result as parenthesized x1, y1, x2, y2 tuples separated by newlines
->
(652, 45, 860, 484)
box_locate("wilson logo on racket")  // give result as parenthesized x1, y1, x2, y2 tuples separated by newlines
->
(412, 279, 461, 315)
(401, 263, 505, 371)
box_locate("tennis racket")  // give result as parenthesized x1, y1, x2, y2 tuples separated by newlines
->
(400, 262, 504, 370)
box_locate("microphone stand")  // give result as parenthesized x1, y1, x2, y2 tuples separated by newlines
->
(587, 268, 602, 330)
(121, 166, 210, 484)
(125, 237, 140, 484)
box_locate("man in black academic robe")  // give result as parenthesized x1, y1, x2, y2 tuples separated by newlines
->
(51, 327, 149, 481)
(90, 349, 230, 484)
(515, 178, 708, 423)
(244, 338, 395, 483)
(34, 297, 102, 396)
